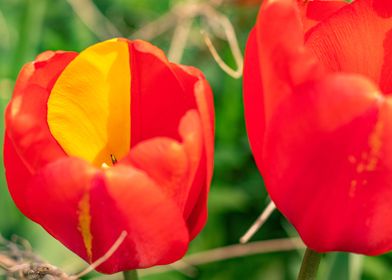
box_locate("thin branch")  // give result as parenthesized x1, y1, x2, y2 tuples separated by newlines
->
(168, 260, 198, 278)
(130, 12, 178, 40)
(200, 5, 244, 79)
(66, 0, 122, 40)
(202, 30, 240, 78)
(240, 201, 277, 244)
(130, 0, 244, 75)
(141, 237, 305, 277)
(168, 18, 194, 63)
(72, 231, 127, 279)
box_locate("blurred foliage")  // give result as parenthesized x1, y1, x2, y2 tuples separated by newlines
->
(0, 0, 390, 279)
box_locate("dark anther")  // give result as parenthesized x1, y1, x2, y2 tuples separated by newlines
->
(110, 154, 118, 165)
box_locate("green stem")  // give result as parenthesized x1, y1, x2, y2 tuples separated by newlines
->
(123, 270, 138, 280)
(297, 248, 322, 280)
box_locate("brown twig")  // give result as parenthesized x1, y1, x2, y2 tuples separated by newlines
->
(140, 237, 305, 277)
(129, 0, 244, 77)
(168, 18, 194, 63)
(71, 231, 127, 279)
(240, 201, 277, 244)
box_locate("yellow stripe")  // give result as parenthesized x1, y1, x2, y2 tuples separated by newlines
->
(78, 193, 93, 261)
(47, 39, 131, 167)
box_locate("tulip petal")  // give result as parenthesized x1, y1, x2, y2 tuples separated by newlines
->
(4, 134, 33, 215)
(25, 157, 189, 273)
(255, 0, 322, 122)
(305, 0, 392, 93)
(25, 158, 96, 261)
(47, 39, 131, 166)
(243, 28, 265, 172)
(178, 110, 206, 237)
(123, 137, 190, 211)
(128, 40, 198, 146)
(185, 79, 215, 238)
(297, 0, 348, 33)
(100, 165, 189, 272)
(127, 109, 207, 238)
(169, 64, 215, 187)
(263, 73, 392, 254)
(5, 51, 77, 172)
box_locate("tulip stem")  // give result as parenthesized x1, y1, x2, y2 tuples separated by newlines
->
(297, 248, 322, 280)
(123, 270, 138, 280)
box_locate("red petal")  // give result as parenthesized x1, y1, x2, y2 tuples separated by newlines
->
(297, 0, 348, 33)
(305, 0, 392, 93)
(263, 73, 392, 254)
(128, 40, 198, 146)
(24, 158, 96, 261)
(3, 134, 33, 215)
(5, 51, 77, 172)
(93, 164, 189, 272)
(185, 79, 215, 238)
(178, 110, 206, 238)
(126, 42, 215, 238)
(26, 157, 189, 273)
(255, 0, 322, 122)
(125, 109, 208, 239)
(123, 137, 190, 211)
(169, 63, 215, 187)
(243, 28, 265, 172)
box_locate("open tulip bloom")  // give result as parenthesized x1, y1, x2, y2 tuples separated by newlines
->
(4, 38, 214, 273)
(244, 0, 392, 257)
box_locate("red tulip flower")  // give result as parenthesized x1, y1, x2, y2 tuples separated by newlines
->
(244, 0, 392, 255)
(4, 38, 214, 273)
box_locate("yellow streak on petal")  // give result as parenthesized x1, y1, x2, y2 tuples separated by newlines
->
(78, 193, 93, 262)
(349, 180, 357, 198)
(48, 39, 131, 167)
(349, 115, 384, 198)
(366, 119, 383, 172)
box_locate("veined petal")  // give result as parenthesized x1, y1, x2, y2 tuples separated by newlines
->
(298, 0, 348, 33)
(305, 0, 392, 93)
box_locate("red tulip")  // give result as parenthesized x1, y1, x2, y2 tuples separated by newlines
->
(4, 38, 214, 273)
(243, 0, 392, 255)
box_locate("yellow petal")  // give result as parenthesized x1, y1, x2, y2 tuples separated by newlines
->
(48, 39, 131, 166)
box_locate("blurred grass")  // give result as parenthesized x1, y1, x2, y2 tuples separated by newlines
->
(0, 0, 391, 279)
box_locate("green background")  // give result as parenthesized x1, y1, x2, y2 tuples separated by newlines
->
(0, 0, 390, 279)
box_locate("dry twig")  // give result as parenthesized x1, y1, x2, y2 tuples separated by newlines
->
(130, 0, 244, 76)
(140, 237, 305, 277)
(240, 201, 277, 244)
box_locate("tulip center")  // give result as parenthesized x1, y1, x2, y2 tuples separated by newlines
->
(47, 39, 131, 167)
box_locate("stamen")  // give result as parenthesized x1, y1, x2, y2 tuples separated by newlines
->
(110, 154, 117, 165)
